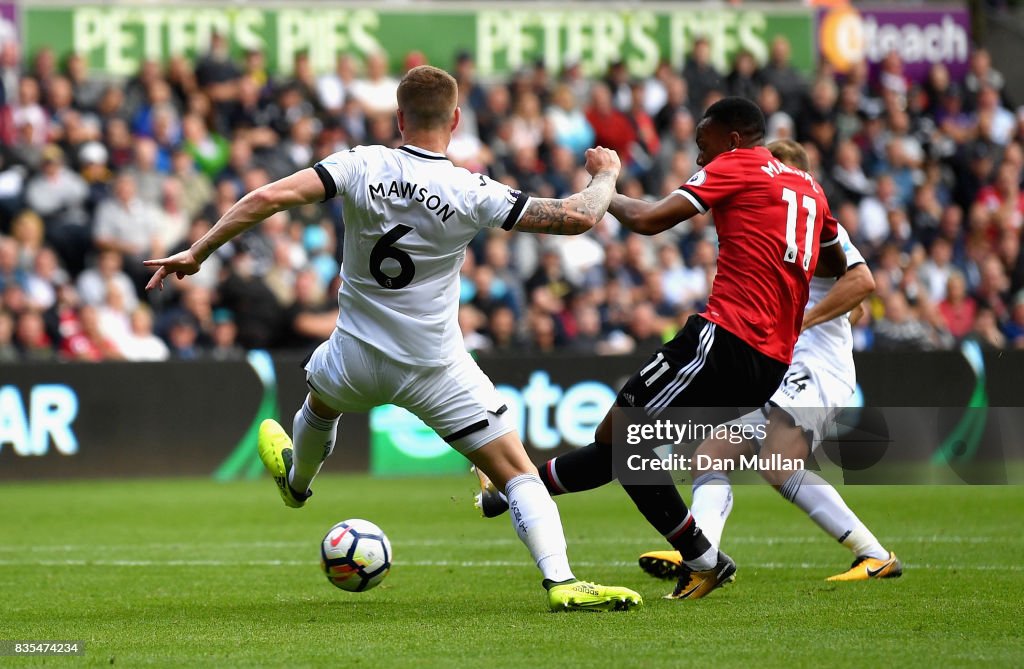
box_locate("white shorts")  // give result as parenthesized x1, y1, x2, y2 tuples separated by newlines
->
(733, 360, 854, 451)
(304, 330, 514, 454)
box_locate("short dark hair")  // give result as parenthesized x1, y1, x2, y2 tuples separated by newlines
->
(702, 96, 766, 142)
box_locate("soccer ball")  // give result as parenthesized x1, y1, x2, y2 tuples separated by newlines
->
(320, 519, 392, 592)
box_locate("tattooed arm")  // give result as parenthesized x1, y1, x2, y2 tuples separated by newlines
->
(514, 147, 621, 235)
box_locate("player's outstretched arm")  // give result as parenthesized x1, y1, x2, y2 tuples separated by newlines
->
(607, 192, 699, 236)
(802, 263, 875, 332)
(515, 147, 619, 235)
(144, 168, 325, 290)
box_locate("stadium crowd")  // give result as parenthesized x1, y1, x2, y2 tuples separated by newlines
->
(0, 34, 1023, 362)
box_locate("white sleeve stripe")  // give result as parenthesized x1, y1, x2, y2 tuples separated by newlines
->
(820, 235, 841, 247)
(672, 189, 706, 214)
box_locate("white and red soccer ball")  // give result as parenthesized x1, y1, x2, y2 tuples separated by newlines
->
(320, 519, 392, 592)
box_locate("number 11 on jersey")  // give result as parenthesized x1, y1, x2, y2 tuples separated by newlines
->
(781, 187, 818, 271)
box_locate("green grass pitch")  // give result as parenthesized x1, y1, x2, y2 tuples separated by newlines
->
(1, 475, 1022, 667)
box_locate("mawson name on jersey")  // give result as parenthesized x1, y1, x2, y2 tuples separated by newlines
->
(369, 180, 456, 222)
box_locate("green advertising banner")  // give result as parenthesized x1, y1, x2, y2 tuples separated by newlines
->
(23, 3, 815, 78)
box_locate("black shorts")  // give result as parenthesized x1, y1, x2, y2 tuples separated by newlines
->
(616, 315, 788, 422)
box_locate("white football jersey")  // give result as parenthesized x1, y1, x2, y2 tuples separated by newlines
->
(315, 144, 530, 366)
(791, 225, 866, 385)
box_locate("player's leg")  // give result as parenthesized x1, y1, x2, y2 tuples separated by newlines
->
(404, 351, 641, 611)
(258, 332, 371, 508)
(287, 392, 340, 493)
(638, 432, 754, 579)
(602, 317, 768, 598)
(760, 398, 900, 581)
(689, 433, 756, 547)
(473, 419, 616, 518)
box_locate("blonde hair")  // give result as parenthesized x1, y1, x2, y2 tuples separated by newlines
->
(11, 210, 44, 245)
(397, 65, 458, 130)
(766, 139, 810, 172)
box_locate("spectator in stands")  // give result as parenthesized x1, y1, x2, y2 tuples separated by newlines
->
(938, 271, 977, 340)
(585, 82, 636, 168)
(120, 305, 169, 361)
(459, 303, 491, 355)
(0, 234, 26, 292)
(181, 113, 230, 178)
(61, 303, 120, 361)
(0, 309, 16, 362)
(971, 307, 1006, 349)
(123, 137, 167, 207)
(350, 50, 399, 117)
(194, 31, 241, 103)
(546, 83, 594, 160)
(483, 305, 521, 354)
(209, 308, 245, 361)
(317, 53, 356, 115)
(874, 292, 945, 351)
(759, 36, 806, 119)
(832, 140, 873, 204)
(281, 267, 335, 351)
(26, 246, 64, 311)
(217, 249, 283, 349)
(726, 49, 760, 101)
(974, 85, 1016, 146)
(682, 36, 722, 115)
(76, 249, 138, 312)
(66, 52, 104, 112)
(93, 172, 160, 284)
(1003, 293, 1024, 346)
(165, 314, 202, 360)
(964, 48, 1006, 110)
(653, 75, 689, 137)
(15, 309, 54, 361)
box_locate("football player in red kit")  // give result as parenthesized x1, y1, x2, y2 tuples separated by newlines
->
(475, 97, 848, 600)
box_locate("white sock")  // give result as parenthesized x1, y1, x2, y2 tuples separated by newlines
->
(288, 398, 339, 493)
(840, 522, 890, 560)
(690, 472, 733, 550)
(505, 474, 575, 583)
(780, 471, 888, 560)
(684, 543, 719, 571)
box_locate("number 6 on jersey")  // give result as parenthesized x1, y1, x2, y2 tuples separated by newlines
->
(370, 224, 416, 289)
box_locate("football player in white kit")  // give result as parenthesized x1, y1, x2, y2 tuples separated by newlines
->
(637, 140, 902, 582)
(144, 65, 642, 611)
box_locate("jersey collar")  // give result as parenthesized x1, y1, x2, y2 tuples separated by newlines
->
(398, 145, 447, 161)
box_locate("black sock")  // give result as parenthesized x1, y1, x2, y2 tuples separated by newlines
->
(537, 442, 614, 496)
(621, 474, 712, 562)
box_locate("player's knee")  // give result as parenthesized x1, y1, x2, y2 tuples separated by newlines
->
(307, 392, 342, 421)
(469, 432, 537, 490)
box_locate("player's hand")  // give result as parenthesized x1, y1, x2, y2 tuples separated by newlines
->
(584, 146, 621, 177)
(143, 249, 201, 291)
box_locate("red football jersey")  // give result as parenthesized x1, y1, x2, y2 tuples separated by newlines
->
(676, 146, 839, 363)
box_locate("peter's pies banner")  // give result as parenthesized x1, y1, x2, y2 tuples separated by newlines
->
(15, 3, 970, 82)
(21, 3, 816, 77)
